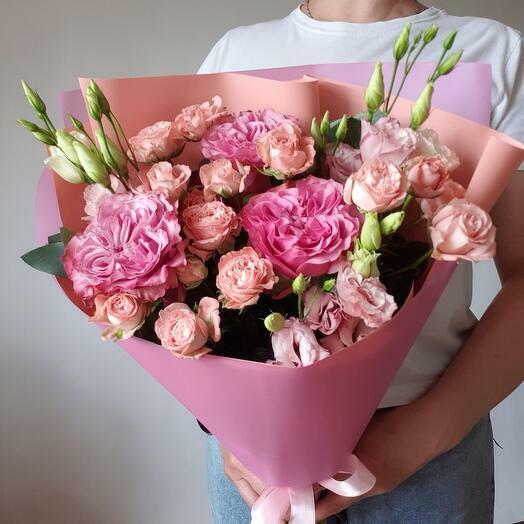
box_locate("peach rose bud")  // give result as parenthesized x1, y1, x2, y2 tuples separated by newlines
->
(405, 156, 450, 198)
(175, 255, 208, 289)
(199, 159, 249, 201)
(146, 162, 191, 202)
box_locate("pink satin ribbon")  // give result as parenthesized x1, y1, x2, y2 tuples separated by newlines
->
(251, 454, 375, 523)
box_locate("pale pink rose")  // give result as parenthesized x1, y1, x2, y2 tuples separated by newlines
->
(344, 159, 408, 212)
(197, 297, 221, 342)
(303, 287, 343, 335)
(175, 255, 207, 288)
(419, 180, 466, 219)
(145, 162, 191, 202)
(271, 317, 330, 367)
(90, 293, 150, 340)
(326, 143, 363, 184)
(128, 121, 183, 164)
(173, 96, 227, 141)
(181, 187, 211, 211)
(360, 117, 417, 166)
(405, 156, 450, 198)
(414, 128, 460, 172)
(336, 265, 397, 328)
(320, 316, 372, 352)
(199, 159, 249, 201)
(182, 200, 240, 260)
(63, 191, 186, 302)
(429, 198, 496, 261)
(201, 109, 297, 166)
(83, 175, 125, 218)
(216, 247, 278, 309)
(256, 122, 315, 178)
(241, 176, 361, 278)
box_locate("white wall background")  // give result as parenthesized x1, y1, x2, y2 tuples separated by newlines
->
(1, 1, 522, 523)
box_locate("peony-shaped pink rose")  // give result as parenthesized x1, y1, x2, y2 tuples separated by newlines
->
(90, 293, 150, 341)
(216, 247, 278, 309)
(405, 156, 450, 198)
(182, 200, 240, 260)
(360, 117, 417, 166)
(154, 297, 220, 358)
(201, 109, 297, 166)
(336, 264, 397, 328)
(146, 162, 191, 202)
(175, 255, 207, 288)
(256, 122, 315, 178)
(199, 159, 249, 201)
(344, 159, 408, 212)
(63, 191, 186, 302)
(419, 180, 466, 219)
(173, 96, 228, 141)
(326, 143, 363, 184)
(271, 317, 330, 367)
(413, 128, 460, 172)
(429, 198, 496, 261)
(128, 121, 184, 164)
(303, 287, 343, 335)
(241, 176, 361, 278)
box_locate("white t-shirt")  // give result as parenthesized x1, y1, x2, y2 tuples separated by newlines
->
(199, 6, 523, 407)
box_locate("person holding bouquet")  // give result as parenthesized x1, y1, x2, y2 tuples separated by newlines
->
(199, 1, 524, 522)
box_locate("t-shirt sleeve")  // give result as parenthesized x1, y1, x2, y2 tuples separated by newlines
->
(490, 33, 524, 162)
(197, 32, 229, 74)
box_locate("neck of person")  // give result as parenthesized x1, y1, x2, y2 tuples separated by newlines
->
(304, 0, 426, 23)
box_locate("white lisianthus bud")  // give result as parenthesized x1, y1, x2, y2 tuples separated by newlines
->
(95, 129, 129, 176)
(55, 129, 80, 164)
(380, 211, 405, 236)
(365, 63, 385, 113)
(360, 212, 382, 252)
(349, 247, 380, 278)
(73, 140, 109, 186)
(264, 312, 286, 333)
(44, 146, 84, 184)
(437, 50, 463, 77)
(410, 82, 434, 130)
(393, 23, 411, 60)
(292, 273, 309, 295)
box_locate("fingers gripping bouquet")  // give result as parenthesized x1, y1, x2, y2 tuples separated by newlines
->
(20, 23, 524, 524)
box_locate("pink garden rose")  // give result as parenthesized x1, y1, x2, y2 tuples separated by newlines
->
(83, 175, 125, 218)
(181, 187, 213, 211)
(201, 109, 297, 166)
(129, 121, 183, 164)
(241, 176, 361, 278)
(175, 255, 207, 288)
(405, 156, 450, 198)
(173, 96, 228, 141)
(360, 117, 417, 166)
(303, 287, 343, 335)
(321, 316, 372, 353)
(429, 198, 496, 261)
(326, 143, 363, 184)
(145, 162, 191, 202)
(216, 247, 278, 309)
(414, 128, 460, 172)
(182, 200, 240, 260)
(90, 293, 150, 341)
(344, 159, 408, 212)
(154, 297, 221, 358)
(336, 264, 397, 328)
(63, 191, 186, 302)
(271, 317, 330, 367)
(419, 180, 466, 219)
(256, 122, 315, 178)
(199, 159, 249, 201)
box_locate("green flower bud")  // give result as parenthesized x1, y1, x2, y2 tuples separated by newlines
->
(437, 50, 463, 77)
(69, 114, 86, 131)
(292, 273, 309, 295)
(95, 129, 129, 176)
(393, 23, 411, 60)
(73, 140, 109, 186)
(88, 80, 111, 116)
(17, 118, 40, 132)
(32, 130, 57, 146)
(423, 24, 439, 44)
(410, 82, 434, 129)
(349, 247, 380, 279)
(443, 30, 458, 50)
(365, 63, 385, 113)
(86, 90, 102, 121)
(360, 212, 382, 252)
(264, 312, 286, 333)
(335, 114, 348, 143)
(380, 211, 405, 236)
(310, 117, 323, 147)
(413, 30, 423, 46)
(322, 278, 336, 292)
(21, 80, 46, 114)
(320, 110, 330, 137)
(55, 129, 79, 164)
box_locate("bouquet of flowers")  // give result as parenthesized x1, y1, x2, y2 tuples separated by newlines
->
(20, 23, 524, 523)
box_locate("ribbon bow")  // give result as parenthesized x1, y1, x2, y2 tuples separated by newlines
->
(251, 454, 375, 524)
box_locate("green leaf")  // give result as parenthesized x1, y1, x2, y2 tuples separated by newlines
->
(47, 233, 62, 244)
(327, 117, 361, 149)
(60, 226, 75, 246)
(21, 242, 66, 277)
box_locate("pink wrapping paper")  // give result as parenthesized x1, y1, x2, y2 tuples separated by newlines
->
(36, 65, 524, 488)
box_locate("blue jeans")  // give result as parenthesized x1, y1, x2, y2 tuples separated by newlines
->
(207, 417, 494, 523)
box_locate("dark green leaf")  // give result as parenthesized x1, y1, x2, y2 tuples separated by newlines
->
(21, 242, 66, 277)
(47, 233, 62, 244)
(60, 226, 75, 246)
(327, 117, 361, 149)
